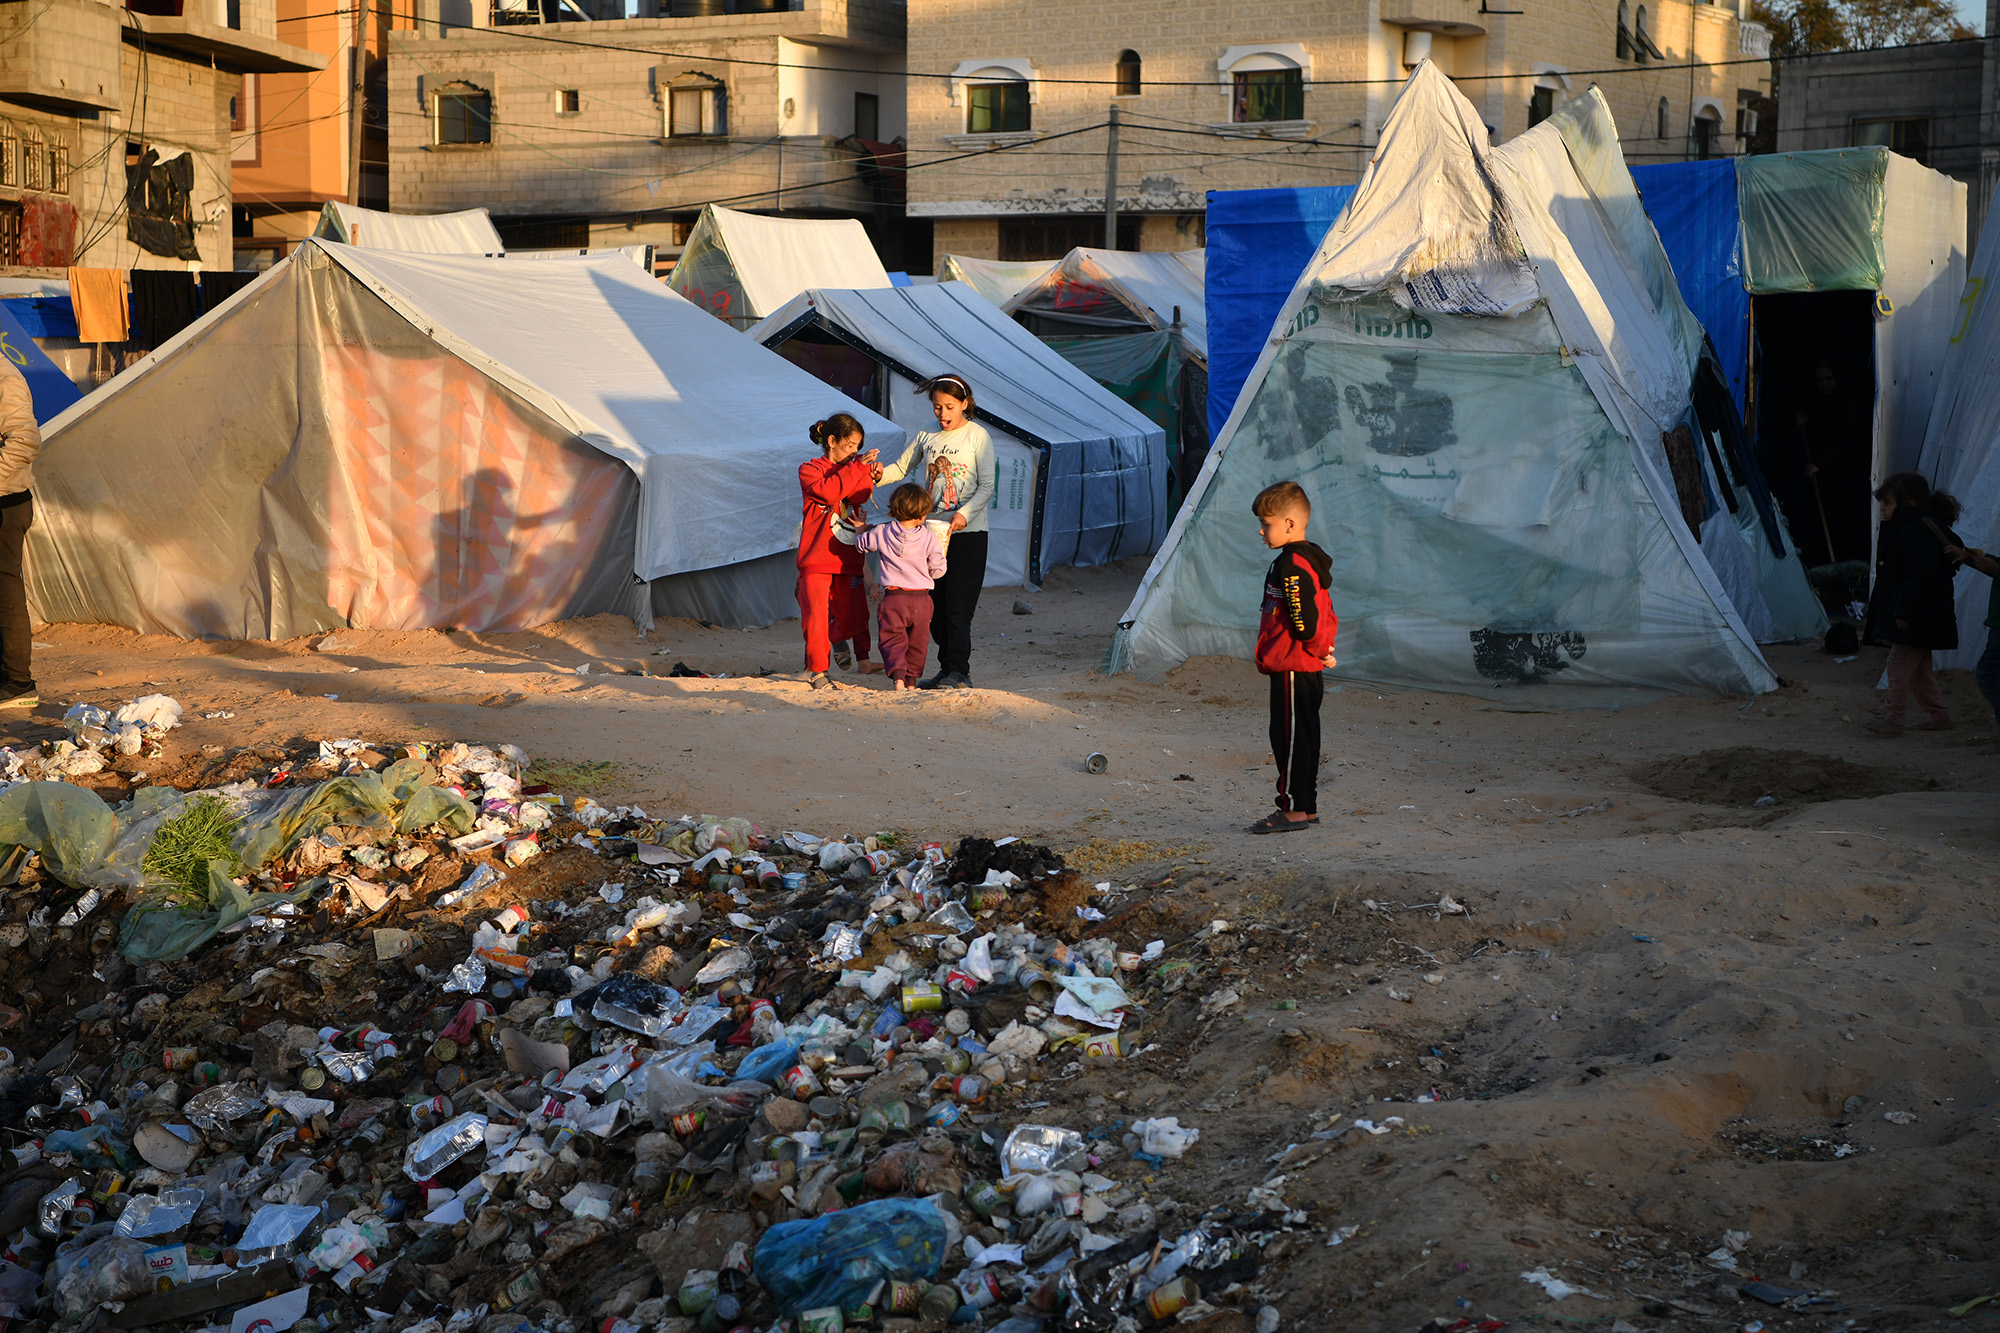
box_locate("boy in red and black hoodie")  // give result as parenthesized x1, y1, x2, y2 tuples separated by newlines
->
(1249, 481, 1337, 834)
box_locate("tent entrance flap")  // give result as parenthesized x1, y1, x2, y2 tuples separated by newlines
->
(1750, 290, 1878, 612)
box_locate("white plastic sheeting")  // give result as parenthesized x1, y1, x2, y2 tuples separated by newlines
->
(28, 240, 901, 638)
(1109, 64, 1777, 699)
(1915, 176, 2000, 673)
(749, 282, 1169, 588)
(937, 255, 1057, 306)
(1874, 155, 1968, 482)
(668, 205, 890, 327)
(313, 203, 505, 255)
(1006, 248, 1209, 362)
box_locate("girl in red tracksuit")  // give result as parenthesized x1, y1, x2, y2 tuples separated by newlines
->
(797, 413, 883, 691)
(1249, 481, 1338, 834)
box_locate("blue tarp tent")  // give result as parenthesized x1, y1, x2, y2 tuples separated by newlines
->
(1630, 160, 1746, 412)
(0, 300, 81, 423)
(1204, 186, 1353, 440)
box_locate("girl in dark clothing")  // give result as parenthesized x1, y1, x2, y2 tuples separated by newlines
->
(1864, 472, 1963, 736)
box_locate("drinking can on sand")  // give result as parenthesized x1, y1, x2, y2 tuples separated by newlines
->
(1085, 752, 1108, 774)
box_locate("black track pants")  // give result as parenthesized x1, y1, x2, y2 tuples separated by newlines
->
(1268, 669, 1323, 814)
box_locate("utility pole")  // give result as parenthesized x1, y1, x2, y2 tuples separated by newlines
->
(1103, 104, 1119, 250)
(346, 0, 366, 204)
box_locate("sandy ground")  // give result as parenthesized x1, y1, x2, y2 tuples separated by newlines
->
(8, 560, 2000, 1330)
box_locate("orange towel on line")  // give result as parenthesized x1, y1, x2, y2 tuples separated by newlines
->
(68, 266, 128, 343)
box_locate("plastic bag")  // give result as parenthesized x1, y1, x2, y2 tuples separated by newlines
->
(753, 1198, 951, 1317)
(735, 1037, 803, 1086)
(119, 859, 312, 962)
(238, 1204, 320, 1251)
(52, 1237, 153, 1320)
(0, 782, 119, 886)
(637, 1047, 762, 1119)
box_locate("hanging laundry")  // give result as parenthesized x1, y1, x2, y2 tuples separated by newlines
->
(129, 269, 198, 349)
(197, 269, 259, 314)
(66, 268, 128, 343)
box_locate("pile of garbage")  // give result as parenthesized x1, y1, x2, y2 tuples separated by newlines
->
(0, 706, 1290, 1333)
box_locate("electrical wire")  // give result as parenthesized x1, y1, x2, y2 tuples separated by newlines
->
(268, 4, 1796, 89)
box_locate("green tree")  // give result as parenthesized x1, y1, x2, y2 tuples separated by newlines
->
(1751, 0, 1975, 53)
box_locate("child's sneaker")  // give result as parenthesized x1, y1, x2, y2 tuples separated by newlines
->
(0, 679, 36, 709)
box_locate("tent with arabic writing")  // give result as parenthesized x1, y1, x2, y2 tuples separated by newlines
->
(1108, 63, 1785, 699)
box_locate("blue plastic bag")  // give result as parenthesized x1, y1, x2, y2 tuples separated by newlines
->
(752, 1198, 950, 1316)
(734, 1036, 803, 1086)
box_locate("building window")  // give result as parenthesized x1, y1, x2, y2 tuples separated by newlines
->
(0, 129, 15, 189)
(1001, 215, 1139, 260)
(20, 131, 42, 191)
(854, 91, 879, 140)
(434, 86, 492, 145)
(1693, 107, 1721, 158)
(1853, 116, 1930, 164)
(1233, 67, 1304, 122)
(0, 202, 19, 266)
(668, 78, 723, 137)
(557, 89, 580, 114)
(1632, 6, 1663, 60)
(47, 143, 67, 194)
(1115, 49, 1141, 97)
(1616, 0, 1633, 58)
(967, 78, 1030, 133)
(1529, 86, 1554, 126)
(1657, 96, 1670, 139)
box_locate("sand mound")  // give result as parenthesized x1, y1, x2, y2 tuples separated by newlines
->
(1632, 745, 1929, 807)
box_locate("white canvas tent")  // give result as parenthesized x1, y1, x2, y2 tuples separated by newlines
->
(1005, 248, 1208, 363)
(936, 255, 1057, 306)
(29, 240, 901, 639)
(748, 282, 1169, 588)
(668, 205, 891, 329)
(313, 203, 505, 255)
(1109, 64, 1782, 698)
(1915, 176, 2000, 672)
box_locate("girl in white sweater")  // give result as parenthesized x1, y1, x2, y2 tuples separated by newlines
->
(873, 373, 995, 690)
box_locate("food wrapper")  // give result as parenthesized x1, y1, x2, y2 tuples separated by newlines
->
(36, 1180, 80, 1236)
(402, 1112, 489, 1181)
(183, 1082, 263, 1132)
(591, 974, 681, 1037)
(115, 1188, 205, 1238)
(562, 1048, 638, 1097)
(441, 956, 487, 994)
(318, 1048, 374, 1084)
(999, 1124, 1087, 1179)
(818, 922, 863, 963)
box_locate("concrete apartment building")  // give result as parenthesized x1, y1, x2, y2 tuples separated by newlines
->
(1775, 16, 1995, 242)
(0, 0, 320, 273)
(384, 0, 907, 262)
(233, 0, 421, 267)
(908, 0, 1772, 267)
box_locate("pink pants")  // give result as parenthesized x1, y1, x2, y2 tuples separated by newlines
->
(1884, 643, 1949, 726)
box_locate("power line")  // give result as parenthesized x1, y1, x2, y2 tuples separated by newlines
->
(274, 6, 1793, 89)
